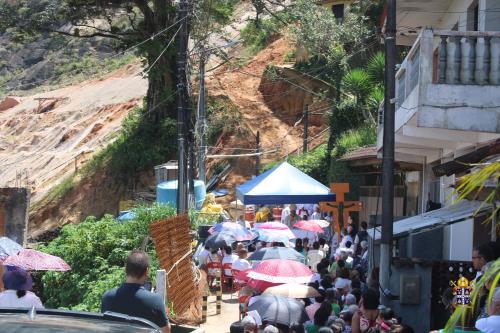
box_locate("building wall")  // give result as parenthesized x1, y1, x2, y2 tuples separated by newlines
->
(388, 264, 433, 333)
(443, 218, 474, 261)
(484, 0, 500, 31)
(0, 188, 30, 245)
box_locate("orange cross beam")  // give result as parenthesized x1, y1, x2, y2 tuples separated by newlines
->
(319, 183, 362, 240)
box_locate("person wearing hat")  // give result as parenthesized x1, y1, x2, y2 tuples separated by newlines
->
(0, 269, 44, 309)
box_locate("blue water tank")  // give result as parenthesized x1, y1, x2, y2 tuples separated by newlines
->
(156, 180, 206, 210)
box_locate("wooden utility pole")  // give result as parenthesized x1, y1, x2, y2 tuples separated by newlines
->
(380, 0, 396, 306)
(256, 131, 261, 176)
(303, 104, 309, 153)
(176, 0, 189, 214)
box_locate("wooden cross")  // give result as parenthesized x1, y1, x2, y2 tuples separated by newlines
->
(319, 183, 362, 240)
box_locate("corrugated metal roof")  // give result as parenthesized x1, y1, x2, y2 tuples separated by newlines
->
(368, 200, 491, 241)
(340, 146, 378, 161)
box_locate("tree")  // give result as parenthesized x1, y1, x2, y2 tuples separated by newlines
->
(0, 0, 234, 125)
(39, 204, 176, 312)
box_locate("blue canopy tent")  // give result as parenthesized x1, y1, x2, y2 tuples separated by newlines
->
(236, 162, 335, 205)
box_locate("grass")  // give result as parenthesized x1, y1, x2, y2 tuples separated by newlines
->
(334, 125, 377, 157)
(206, 95, 248, 144)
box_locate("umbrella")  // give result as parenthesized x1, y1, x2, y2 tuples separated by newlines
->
(248, 259, 313, 284)
(247, 294, 309, 326)
(248, 247, 304, 262)
(299, 219, 330, 228)
(234, 269, 281, 292)
(255, 229, 295, 244)
(293, 220, 324, 233)
(0, 237, 23, 259)
(208, 222, 256, 241)
(3, 249, 71, 271)
(204, 232, 236, 249)
(263, 283, 320, 298)
(255, 222, 289, 230)
(248, 278, 281, 292)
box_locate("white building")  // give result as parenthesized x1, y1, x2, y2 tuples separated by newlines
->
(376, 0, 500, 261)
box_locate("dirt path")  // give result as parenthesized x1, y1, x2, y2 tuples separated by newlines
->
(201, 292, 240, 333)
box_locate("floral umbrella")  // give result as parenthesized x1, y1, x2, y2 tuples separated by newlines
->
(247, 259, 313, 284)
(2, 249, 71, 272)
(293, 220, 325, 233)
(208, 222, 256, 241)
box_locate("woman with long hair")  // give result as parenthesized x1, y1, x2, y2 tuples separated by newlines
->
(0, 269, 44, 309)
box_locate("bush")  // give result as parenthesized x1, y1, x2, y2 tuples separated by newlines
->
(39, 203, 176, 312)
(82, 106, 177, 179)
(240, 13, 288, 54)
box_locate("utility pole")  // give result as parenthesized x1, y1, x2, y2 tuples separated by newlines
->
(197, 50, 207, 184)
(255, 131, 261, 176)
(380, 0, 396, 305)
(176, 0, 189, 214)
(303, 104, 309, 153)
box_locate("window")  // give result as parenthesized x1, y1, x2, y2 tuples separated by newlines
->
(332, 4, 345, 22)
(467, 1, 479, 31)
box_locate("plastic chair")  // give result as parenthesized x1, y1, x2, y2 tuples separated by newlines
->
(222, 263, 236, 296)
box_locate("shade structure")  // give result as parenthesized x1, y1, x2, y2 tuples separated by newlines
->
(248, 259, 313, 284)
(293, 220, 324, 233)
(236, 162, 335, 204)
(204, 232, 237, 249)
(263, 283, 320, 298)
(247, 294, 309, 326)
(208, 222, 256, 241)
(300, 219, 330, 228)
(248, 247, 304, 262)
(0, 237, 22, 259)
(3, 249, 71, 271)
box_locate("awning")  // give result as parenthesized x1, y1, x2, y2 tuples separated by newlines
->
(433, 139, 500, 177)
(236, 162, 335, 205)
(368, 200, 491, 241)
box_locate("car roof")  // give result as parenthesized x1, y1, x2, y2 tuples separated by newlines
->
(0, 308, 161, 333)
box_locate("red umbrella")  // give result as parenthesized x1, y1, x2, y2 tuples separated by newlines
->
(248, 278, 281, 292)
(247, 259, 313, 284)
(293, 220, 324, 233)
(3, 249, 71, 271)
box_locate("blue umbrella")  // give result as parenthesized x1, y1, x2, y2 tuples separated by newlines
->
(0, 237, 22, 258)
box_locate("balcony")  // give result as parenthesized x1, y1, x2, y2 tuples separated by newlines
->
(378, 29, 500, 162)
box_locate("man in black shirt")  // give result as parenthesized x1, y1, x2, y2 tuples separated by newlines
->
(101, 250, 170, 332)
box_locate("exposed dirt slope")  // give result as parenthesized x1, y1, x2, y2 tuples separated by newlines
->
(206, 37, 328, 203)
(0, 63, 147, 203)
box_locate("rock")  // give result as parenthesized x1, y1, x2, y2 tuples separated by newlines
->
(0, 96, 21, 111)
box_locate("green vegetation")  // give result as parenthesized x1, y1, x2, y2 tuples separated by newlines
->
(39, 204, 176, 312)
(240, 15, 284, 54)
(82, 105, 177, 179)
(206, 96, 247, 144)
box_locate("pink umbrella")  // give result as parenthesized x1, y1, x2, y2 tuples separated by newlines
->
(255, 222, 289, 230)
(3, 249, 71, 271)
(293, 220, 325, 233)
(247, 259, 313, 284)
(235, 269, 282, 292)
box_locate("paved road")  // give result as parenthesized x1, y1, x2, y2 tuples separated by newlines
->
(201, 292, 240, 333)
